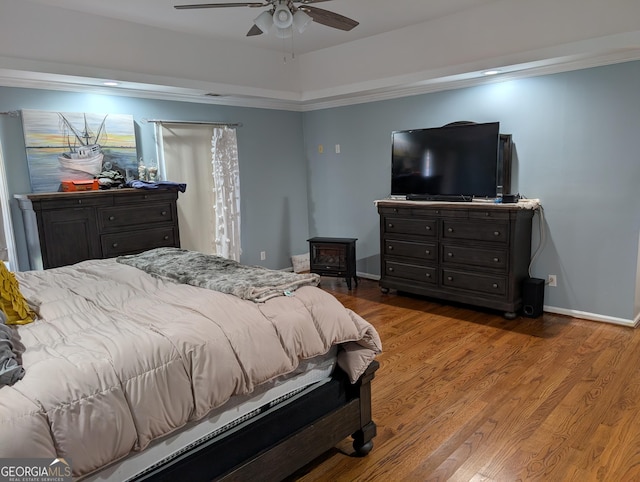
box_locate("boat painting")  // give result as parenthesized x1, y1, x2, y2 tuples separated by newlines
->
(22, 110, 138, 193)
(58, 144, 104, 175)
(57, 113, 106, 175)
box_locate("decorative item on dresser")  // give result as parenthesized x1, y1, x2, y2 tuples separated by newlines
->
(376, 199, 540, 319)
(15, 188, 180, 270)
(308, 237, 358, 290)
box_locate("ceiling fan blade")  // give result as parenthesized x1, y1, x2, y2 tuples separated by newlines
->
(302, 5, 359, 31)
(174, 2, 267, 10)
(246, 24, 264, 36)
(294, 0, 333, 4)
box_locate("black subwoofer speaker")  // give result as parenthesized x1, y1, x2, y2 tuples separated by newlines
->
(522, 278, 545, 318)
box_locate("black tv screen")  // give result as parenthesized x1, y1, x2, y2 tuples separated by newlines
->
(391, 122, 500, 198)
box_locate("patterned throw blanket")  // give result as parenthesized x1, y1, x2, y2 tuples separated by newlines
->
(0, 311, 24, 387)
(117, 247, 320, 302)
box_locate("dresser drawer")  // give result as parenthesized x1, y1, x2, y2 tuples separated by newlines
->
(441, 269, 506, 296)
(469, 209, 511, 220)
(442, 220, 509, 243)
(384, 239, 436, 261)
(379, 206, 465, 218)
(101, 227, 178, 257)
(98, 202, 175, 231)
(34, 195, 107, 210)
(113, 190, 178, 205)
(384, 260, 436, 284)
(441, 244, 508, 270)
(383, 217, 437, 237)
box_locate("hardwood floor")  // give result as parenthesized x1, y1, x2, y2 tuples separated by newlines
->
(291, 277, 640, 482)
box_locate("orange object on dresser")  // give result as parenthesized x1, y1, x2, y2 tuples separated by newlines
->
(60, 179, 99, 191)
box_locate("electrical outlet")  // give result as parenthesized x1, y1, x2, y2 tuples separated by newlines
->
(548, 274, 557, 287)
(260, 251, 266, 261)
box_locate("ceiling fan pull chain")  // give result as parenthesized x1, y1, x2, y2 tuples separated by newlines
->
(290, 28, 295, 60)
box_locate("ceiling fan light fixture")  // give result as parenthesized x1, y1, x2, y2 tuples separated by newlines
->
(253, 10, 273, 33)
(272, 2, 293, 29)
(275, 26, 293, 39)
(293, 10, 312, 33)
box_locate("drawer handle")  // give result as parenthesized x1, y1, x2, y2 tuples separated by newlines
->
(447, 276, 453, 281)
(492, 283, 499, 289)
(388, 245, 394, 250)
(425, 226, 431, 231)
(164, 235, 169, 240)
(388, 267, 394, 272)
(109, 215, 115, 221)
(494, 231, 501, 236)
(485, 212, 491, 217)
(425, 250, 430, 255)
(112, 242, 118, 248)
(493, 257, 499, 263)
(77, 199, 82, 204)
(448, 227, 453, 233)
(393, 208, 398, 213)
(161, 211, 167, 216)
(447, 252, 453, 258)
(426, 273, 431, 278)
(388, 223, 394, 228)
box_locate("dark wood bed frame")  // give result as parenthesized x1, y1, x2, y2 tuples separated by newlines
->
(135, 360, 379, 481)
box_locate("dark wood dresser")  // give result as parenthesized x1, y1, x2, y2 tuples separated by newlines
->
(16, 189, 180, 270)
(377, 200, 537, 318)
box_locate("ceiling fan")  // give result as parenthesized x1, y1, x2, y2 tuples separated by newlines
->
(174, 0, 359, 38)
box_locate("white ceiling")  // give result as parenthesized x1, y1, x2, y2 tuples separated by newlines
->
(21, 0, 500, 55)
(2, 0, 640, 110)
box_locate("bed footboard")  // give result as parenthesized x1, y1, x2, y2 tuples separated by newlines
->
(222, 359, 380, 481)
(349, 359, 379, 457)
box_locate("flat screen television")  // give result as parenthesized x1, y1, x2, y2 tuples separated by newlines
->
(391, 122, 500, 199)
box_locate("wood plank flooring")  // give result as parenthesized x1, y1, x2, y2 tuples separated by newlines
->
(289, 277, 640, 482)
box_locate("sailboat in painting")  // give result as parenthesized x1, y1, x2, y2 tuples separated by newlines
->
(58, 113, 107, 175)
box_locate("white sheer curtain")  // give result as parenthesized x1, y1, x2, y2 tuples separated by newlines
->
(211, 126, 241, 261)
(156, 123, 240, 260)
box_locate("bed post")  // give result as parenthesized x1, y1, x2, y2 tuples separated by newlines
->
(349, 359, 379, 456)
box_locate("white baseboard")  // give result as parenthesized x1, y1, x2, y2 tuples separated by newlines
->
(543, 305, 636, 327)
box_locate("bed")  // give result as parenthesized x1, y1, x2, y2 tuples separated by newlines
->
(0, 248, 382, 481)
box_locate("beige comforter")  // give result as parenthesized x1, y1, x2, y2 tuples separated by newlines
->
(0, 258, 381, 478)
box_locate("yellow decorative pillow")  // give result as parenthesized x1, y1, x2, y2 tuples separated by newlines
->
(0, 263, 35, 325)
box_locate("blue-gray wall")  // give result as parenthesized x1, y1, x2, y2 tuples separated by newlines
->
(2, 60, 639, 322)
(303, 61, 640, 322)
(0, 88, 308, 271)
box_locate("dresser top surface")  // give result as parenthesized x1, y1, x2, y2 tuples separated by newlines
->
(375, 198, 540, 211)
(15, 188, 178, 201)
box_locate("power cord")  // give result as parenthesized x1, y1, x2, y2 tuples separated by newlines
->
(528, 202, 546, 278)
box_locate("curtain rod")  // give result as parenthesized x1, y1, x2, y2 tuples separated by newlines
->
(143, 118, 242, 127)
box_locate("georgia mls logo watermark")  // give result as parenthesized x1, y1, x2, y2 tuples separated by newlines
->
(0, 458, 72, 482)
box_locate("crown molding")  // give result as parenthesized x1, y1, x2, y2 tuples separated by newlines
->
(298, 48, 640, 111)
(0, 48, 639, 113)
